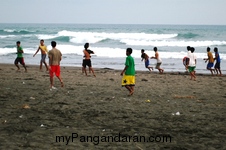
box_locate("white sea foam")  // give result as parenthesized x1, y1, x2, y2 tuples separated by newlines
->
(2, 45, 225, 60)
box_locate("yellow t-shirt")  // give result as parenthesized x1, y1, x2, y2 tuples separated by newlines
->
(39, 45, 48, 54)
(208, 52, 214, 63)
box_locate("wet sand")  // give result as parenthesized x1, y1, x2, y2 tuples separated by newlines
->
(0, 63, 225, 149)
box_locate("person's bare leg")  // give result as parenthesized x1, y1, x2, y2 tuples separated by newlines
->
(40, 61, 43, 71)
(90, 67, 96, 77)
(84, 68, 87, 76)
(158, 68, 164, 74)
(15, 64, 20, 71)
(57, 76, 64, 87)
(22, 64, 27, 72)
(50, 76, 54, 88)
(44, 62, 48, 71)
(125, 85, 132, 95)
(130, 86, 134, 95)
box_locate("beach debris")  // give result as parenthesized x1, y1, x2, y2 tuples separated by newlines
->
(112, 96, 115, 99)
(102, 129, 105, 132)
(145, 99, 151, 103)
(40, 124, 44, 127)
(22, 104, 30, 109)
(172, 112, 180, 116)
(2, 120, 7, 124)
(141, 78, 148, 81)
(19, 115, 23, 118)
(22, 82, 25, 84)
(176, 112, 180, 115)
(109, 78, 114, 81)
(29, 97, 35, 100)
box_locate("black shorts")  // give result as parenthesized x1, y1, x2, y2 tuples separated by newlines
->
(82, 59, 92, 68)
(214, 62, 220, 69)
(14, 57, 25, 65)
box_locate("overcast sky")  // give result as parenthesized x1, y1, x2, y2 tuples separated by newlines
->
(0, 0, 225, 25)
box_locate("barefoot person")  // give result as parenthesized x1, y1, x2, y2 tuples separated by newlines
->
(141, 49, 153, 72)
(183, 46, 191, 71)
(14, 41, 27, 72)
(188, 47, 197, 81)
(82, 43, 96, 77)
(33, 39, 49, 71)
(203, 47, 215, 76)
(121, 48, 135, 96)
(151, 47, 164, 74)
(48, 41, 63, 89)
(214, 47, 222, 76)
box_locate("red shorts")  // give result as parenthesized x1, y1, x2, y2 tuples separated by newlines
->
(49, 65, 60, 77)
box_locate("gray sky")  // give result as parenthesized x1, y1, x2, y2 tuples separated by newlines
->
(0, 0, 226, 25)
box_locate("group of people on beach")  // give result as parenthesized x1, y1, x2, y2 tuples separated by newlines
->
(15, 40, 63, 89)
(182, 46, 222, 81)
(14, 40, 222, 95)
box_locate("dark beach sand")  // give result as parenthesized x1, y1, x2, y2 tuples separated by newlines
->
(0, 63, 225, 149)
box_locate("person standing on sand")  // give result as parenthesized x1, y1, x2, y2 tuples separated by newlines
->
(48, 41, 63, 89)
(214, 47, 222, 76)
(121, 48, 135, 96)
(203, 47, 215, 76)
(141, 49, 153, 72)
(82, 43, 96, 77)
(33, 39, 49, 71)
(183, 46, 191, 71)
(14, 41, 27, 72)
(188, 47, 197, 81)
(151, 47, 164, 74)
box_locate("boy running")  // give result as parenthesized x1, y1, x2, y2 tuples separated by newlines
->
(14, 41, 27, 72)
(141, 49, 153, 72)
(203, 47, 215, 76)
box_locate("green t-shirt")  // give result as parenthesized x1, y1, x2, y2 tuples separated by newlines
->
(17, 46, 23, 58)
(125, 55, 135, 75)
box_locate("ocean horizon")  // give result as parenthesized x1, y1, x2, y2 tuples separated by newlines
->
(0, 23, 225, 74)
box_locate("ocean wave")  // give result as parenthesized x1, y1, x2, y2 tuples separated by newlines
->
(122, 39, 226, 47)
(1, 45, 225, 60)
(1, 29, 35, 34)
(177, 33, 199, 39)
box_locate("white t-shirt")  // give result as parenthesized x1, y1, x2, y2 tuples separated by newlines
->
(188, 53, 197, 67)
(156, 52, 162, 63)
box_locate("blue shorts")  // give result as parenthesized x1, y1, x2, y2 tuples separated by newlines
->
(41, 54, 46, 63)
(207, 63, 214, 69)
(145, 59, 150, 68)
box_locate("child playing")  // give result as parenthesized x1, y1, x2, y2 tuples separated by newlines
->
(214, 47, 222, 76)
(141, 49, 153, 72)
(121, 48, 135, 96)
(203, 47, 215, 76)
(151, 47, 164, 74)
(14, 41, 27, 72)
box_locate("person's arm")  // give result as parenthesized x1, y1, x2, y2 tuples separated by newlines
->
(214, 53, 218, 60)
(48, 53, 52, 66)
(121, 66, 128, 76)
(204, 53, 210, 62)
(151, 53, 158, 59)
(33, 47, 40, 57)
(18, 47, 23, 53)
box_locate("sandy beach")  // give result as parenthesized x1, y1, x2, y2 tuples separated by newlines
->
(0, 63, 225, 149)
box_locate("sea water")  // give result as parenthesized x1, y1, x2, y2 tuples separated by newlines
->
(0, 23, 226, 73)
